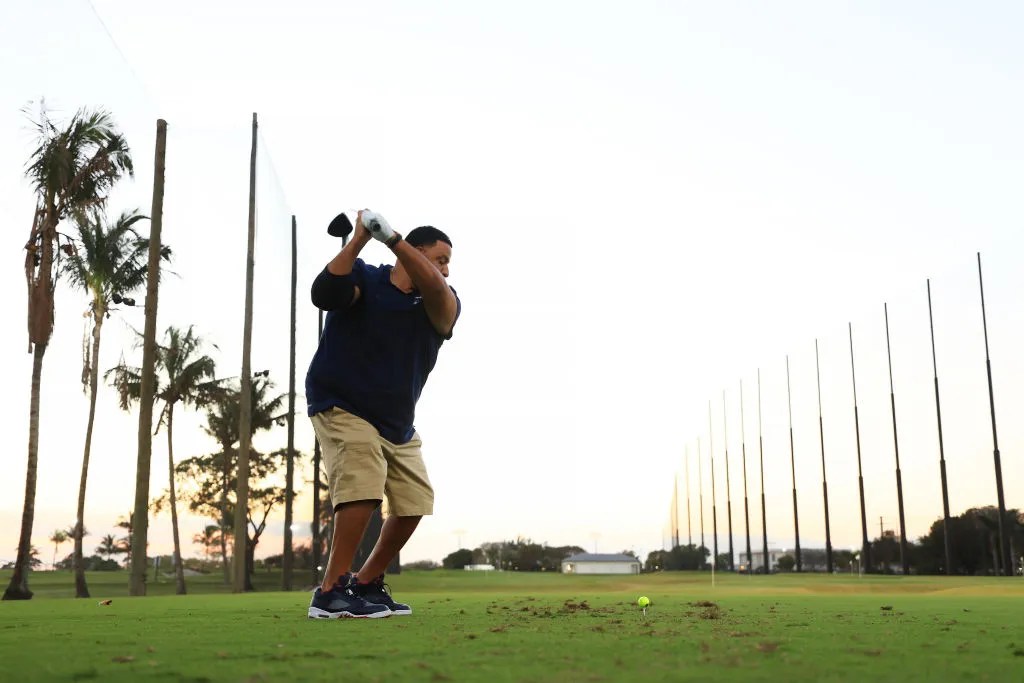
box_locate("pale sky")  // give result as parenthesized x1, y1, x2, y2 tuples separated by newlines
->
(1, 0, 1022, 569)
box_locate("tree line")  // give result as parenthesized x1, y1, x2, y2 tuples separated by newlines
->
(425, 506, 1024, 576)
(649, 506, 1024, 575)
(5, 104, 309, 600)
(440, 538, 589, 572)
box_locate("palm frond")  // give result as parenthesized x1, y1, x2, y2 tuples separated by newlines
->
(25, 106, 133, 220)
(200, 376, 286, 446)
(63, 209, 151, 303)
(104, 361, 147, 411)
(150, 325, 228, 432)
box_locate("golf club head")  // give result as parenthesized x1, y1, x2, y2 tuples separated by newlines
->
(327, 212, 354, 238)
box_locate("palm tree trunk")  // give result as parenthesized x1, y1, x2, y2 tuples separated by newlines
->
(235, 113, 258, 593)
(166, 406, 187, 594)
(1011, 534, 1017, 575)
(246, 536, 256, 592)
(4, 342, 46, 600)
(74, 313, 104, 598)
(220, 449, 230, 585)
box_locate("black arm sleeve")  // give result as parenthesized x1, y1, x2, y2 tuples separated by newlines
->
(311, 267, 357, 311)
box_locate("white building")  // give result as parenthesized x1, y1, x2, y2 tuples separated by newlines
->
(745, 550, 785, 573)
(561, 553, 641, 575)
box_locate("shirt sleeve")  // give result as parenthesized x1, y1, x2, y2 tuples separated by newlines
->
(311, 258, 369, 310)
(443, 287, 462, 340)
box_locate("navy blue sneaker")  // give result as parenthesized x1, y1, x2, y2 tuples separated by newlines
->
(308, 574, 392, 619)
(350, 574, 412, 616)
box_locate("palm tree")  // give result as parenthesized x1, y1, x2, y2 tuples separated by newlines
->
(202, 376, 285, 584)
(5, 104, 133, 602)
(96, 535, 118, 561)
(193, 525, 223, 563)
(64, 524, 88, 572)
(108, 325, 225, 594)
(114, 514, 133, 567)
(28, 546, 42, 571)
(62, 208, 167, 598)
(48, 530, 68, 571)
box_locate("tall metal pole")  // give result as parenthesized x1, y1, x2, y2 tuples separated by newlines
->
(786, 355, 802, 572)
(672, 475, 680, 548)
(130, 119, 167, 596)
(757, 368, 769, 574)
(709, 403, 719, 570)
(723, 391, 734, 571)
(739, 380, 752, 570)
(697, 437, 705, 557)
(234, 113, 258, 592)
(815, 340, 834, 574)
(977, 253, 1012, 576)
(283, 215, 297, 591)
(685, 445, 692, 546)
(884, 304, 910, 575)
(927, 280, 953, 575)
(849, 324, 872, 573)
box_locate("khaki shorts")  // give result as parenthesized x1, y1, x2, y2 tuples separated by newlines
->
(311, 407, 434, 517)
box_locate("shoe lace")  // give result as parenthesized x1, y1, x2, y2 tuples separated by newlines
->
(351, 575, 393, 602)
(374, 576, 393, 596)
(331, 574, 394, 604)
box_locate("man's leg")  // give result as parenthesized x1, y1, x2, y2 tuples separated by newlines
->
(354, 432, 432, 582)
(311, 408, 390, 591)
(320, 500, 378, 592)
(355, 515, 421, 580)
(309, 497, 392, 619)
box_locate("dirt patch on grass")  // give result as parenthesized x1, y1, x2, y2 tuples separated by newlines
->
(560, 600, 591, 613)
(699, 605, 722, 620)
(687, 600, 723, 619)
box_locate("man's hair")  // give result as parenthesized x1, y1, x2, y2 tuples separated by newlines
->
(406, 225, 452, 249)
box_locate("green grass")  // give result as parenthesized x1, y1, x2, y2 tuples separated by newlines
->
(2, 570, 1023, 682)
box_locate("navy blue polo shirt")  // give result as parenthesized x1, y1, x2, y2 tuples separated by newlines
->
(305, 259, 460, 444)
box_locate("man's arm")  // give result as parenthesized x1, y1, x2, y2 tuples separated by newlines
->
(310, 216, 373, 310)
(389, 240, 458, 337)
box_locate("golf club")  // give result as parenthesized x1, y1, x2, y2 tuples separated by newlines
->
(327, 212, 353, 238)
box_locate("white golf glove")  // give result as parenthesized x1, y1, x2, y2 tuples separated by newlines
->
(361, 210, 399, 245)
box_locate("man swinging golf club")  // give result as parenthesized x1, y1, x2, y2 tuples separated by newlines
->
(306, 209, 460, 618)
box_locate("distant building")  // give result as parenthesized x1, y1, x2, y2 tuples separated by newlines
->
(561, 553, 641, 575)
(745, 550, 786, 573)
(464, 564, 496, 571)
